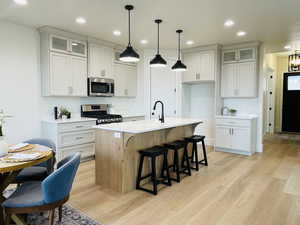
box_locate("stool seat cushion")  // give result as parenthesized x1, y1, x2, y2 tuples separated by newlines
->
(165, 141, 186, 150)
(139, 146, 167, 156)
(14, 167, 48, 183)
(3, 182, 44, 208)
(185, 135, 205, 142)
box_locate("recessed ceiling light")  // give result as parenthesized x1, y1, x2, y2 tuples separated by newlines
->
(186, 40, 194, 45)
(13, 0, 28, 5)
(284, 45, 292, 50)
(140, 39, 148, 44)
(224, 19, 235, 27)
(72, 43, 78, 46)
(76, 17, 86, 24)
(237, 31, 247, 37)
(113, 30, 121, 36)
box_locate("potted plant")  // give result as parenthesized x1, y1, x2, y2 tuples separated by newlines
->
(0, 110, 12, 157)
(59, 107, 71, 120)
(229, 109, 237, 116)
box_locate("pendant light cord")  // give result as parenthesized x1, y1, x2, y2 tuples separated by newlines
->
(128, 9, 131, 46)
(157, 22, 160, 54)
(178, 32, 181, 60)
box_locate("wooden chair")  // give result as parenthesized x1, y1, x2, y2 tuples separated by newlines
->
(2, 152, 81, 225)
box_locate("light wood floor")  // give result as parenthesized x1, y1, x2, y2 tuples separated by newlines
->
(69, 138, 300, 225)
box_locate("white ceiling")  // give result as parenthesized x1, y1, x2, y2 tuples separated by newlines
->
(1, 0, 300, 49)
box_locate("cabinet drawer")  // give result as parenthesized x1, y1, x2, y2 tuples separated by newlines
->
(58, 130, 95, 147)
(58, 121, 96, 133)
(60, 143, 95, 160)
(216, 118, 251, 127)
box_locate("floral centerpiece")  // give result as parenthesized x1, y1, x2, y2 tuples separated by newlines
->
(0, 110, 12, 157)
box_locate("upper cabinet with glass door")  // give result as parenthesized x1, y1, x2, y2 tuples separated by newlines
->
(50, 35, 87, 57)
(222, 47, 256, 64)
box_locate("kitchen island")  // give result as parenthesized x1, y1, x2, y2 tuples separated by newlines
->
(94, 118, 202, 193)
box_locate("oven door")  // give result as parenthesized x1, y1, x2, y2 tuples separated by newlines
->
(88, 78, 114, 96)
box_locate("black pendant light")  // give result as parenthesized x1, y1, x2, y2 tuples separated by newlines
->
(172, 29, 187, 72)
(150, 19, 167, 67)
(119, 5, 140, 62)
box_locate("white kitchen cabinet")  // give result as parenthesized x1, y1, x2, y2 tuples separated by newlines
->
(88, 43, 114, 79)
(50, 52, 72, 96)
(221, 63, 236, 97)
(114, 63, 137, 97)
(215, 126, 232, 149)
(223, 50, 238, 64)
(40, 29, 88, 97)
(231, 127, 251, 151)
(50, 35, 87, 57)
(42, 119, 97, 162)
(238, 48, 256, 62)
(215, 116, 257, 155)
(222, 47, 256, 64)
(71, 56, 88, 96)
(182, 50, 215, 83)
(236, 62, 257, 97)
(183, 52, 200, 82)
(49, 52, 87, 96)
(221, 61, 257, 98)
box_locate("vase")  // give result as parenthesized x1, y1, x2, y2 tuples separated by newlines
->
(0, 136, 9, 157)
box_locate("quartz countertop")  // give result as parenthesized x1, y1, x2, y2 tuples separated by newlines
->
(94, 117, 202, 134)
(121, 114, 145, 118)
(42, 117, 97, 124)
(216, 114, 258, 120)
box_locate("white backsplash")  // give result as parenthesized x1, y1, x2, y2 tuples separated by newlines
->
(223, 98, 259, 115)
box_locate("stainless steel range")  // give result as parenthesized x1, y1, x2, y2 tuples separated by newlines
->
(81, 104, 122, 125)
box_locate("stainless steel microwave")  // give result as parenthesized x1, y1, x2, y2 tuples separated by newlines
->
(87, 77, 114, 97)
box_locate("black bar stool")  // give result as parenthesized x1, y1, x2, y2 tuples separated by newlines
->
(163, 140, 192, 183)
(184, 135, 208, 171)
(136, 146, 171, 195)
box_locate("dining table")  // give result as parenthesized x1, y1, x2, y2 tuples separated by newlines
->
(0, 144, 53, 225)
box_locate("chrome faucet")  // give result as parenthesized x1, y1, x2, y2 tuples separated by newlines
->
(221, 106, 229, 116)
(152, 100, 165, 123)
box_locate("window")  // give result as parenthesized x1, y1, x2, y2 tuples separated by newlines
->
(288, 75, 300, 90)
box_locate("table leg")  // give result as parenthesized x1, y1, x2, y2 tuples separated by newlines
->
(0, 171, 21, 225)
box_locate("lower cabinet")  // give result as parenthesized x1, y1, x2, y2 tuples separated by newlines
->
(215, 117, 257, 155)
(60, 143, 95, 160)
(42, 119, 97, 162)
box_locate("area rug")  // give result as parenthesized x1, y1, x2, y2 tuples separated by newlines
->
(3, 189, 101, 225)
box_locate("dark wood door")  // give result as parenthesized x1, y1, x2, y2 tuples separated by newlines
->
(282, 72, 300, 132)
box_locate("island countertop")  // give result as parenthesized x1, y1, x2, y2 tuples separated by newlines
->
(93, 117, 203, 134)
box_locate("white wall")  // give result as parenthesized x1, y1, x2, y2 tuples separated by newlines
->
(0, 20, 145, 143)
(189, 83, 215, 145)
(0, 21, 41, 143)
(182, 83, 215, 145)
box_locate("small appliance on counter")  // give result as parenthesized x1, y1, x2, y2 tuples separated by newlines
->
(87, 77, 114, 97)
(81, 104, 122, 125)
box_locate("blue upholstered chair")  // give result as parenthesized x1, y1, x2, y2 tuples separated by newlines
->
(3, 153, 81, 225)
(14, 138, 56, 184)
